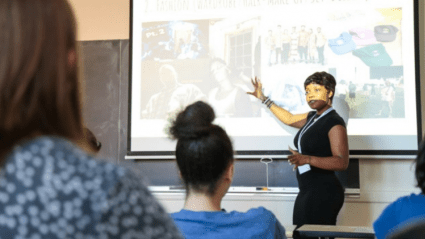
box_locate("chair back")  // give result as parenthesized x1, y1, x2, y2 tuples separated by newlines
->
(387, 219, 425, 239)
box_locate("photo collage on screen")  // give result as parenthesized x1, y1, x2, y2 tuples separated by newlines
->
(139, 7, 404, 121)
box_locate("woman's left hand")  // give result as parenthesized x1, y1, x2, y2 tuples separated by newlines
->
(288, 147, 310, 170)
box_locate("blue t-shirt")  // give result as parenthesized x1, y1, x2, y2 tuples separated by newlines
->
(171, 207, 287, 239)
(373, 193, 425, 239)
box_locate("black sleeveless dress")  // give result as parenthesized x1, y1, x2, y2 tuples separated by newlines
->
(292, 110, 346, 233)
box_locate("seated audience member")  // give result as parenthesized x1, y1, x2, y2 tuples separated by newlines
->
(0, 0, 182, 238)
(373, 140, 425, 239)
(168, 101, 287, 239)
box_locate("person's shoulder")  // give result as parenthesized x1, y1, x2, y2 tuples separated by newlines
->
(330, 110, 345, 120)
(12, 135, 87, 162)
(375, 193, 424, 222)
(171, 209, 193, 220)
(245, 207, 277, 220)
(384, 194, 412, 210)
(16, 136, 126, 180)
(373, 193, 425, 239)
(327, 110, 346, 128)
(245, 207, 285, 233)
(398, 193, 425, 205)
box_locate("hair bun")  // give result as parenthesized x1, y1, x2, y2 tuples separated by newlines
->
(169, 101, 215, 139)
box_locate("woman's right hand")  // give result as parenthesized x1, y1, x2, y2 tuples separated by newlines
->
(247, 77, 266, 101)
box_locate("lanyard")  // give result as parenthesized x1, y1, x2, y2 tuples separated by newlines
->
(297, 107, 334, 154)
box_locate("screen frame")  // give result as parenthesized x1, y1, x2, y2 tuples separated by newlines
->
(127, 0, 422, 160)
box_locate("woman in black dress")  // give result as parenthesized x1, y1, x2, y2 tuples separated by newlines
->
(248, 72, 349, 237)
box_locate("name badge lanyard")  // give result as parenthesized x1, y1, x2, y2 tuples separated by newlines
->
(297, 107, 334, 154)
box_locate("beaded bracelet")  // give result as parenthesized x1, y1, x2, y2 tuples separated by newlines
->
(262, 97, 274, 108)
(267, 100, 274, 108)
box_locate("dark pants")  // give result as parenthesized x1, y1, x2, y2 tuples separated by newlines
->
(275, 47, 282, 64)
(298, 46, 308, 61)
(381, 101, 391, 117)
(317, 46, 325, 64)
(282, 43, 290, 63)
(268, 50, 273, 65)
(293, 186, 345, 239)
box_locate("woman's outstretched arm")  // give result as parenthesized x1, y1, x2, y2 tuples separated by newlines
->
(247, 77, 308, 128)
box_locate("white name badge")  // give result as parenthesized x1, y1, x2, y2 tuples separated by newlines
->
(298, 164, 311, 174)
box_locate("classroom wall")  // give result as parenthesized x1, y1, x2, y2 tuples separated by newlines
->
(71, 0, 425, 227)
(69, 0, 129, 40)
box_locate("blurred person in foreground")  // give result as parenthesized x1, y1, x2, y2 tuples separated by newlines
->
(373, 140, 425, 239)
(0, 0, 183, 238)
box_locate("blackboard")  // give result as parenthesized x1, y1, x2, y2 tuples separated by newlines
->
(80, 39, 360, 191)
(134, 158, 360, 190)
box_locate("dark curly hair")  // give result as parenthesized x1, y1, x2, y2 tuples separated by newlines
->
(415, 140, 425, 194)
(304, 72, 336, 101)
(169, 101, 234, 195)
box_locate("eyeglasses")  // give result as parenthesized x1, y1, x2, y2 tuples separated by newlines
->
(96, 141, 102, 150)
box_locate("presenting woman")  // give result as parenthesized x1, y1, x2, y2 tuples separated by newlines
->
(248, 72, 349, 235)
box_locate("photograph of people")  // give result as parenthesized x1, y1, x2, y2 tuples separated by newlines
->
(348, 81, 357, 103)
(307, 28, 317, 64)
(377, 79, 396, 118)
(290, 26, 299, 63)
(345, 65, 405, 119)
(248, 72, 349, 233)
(208, 58, 253, 118)
(298, 25, 309, 63)
(275, 25, 283, 64)
(282, 29, 291, 64)
(316, 27, 326, 65)
(265, 30, 276, 66)
(142, 64, 206, 119)
(142, 20, 208, 61)
(335, 80, 349, 100)
(168, 101, 287, 239)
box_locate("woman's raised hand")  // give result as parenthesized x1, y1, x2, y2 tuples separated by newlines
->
(247, 77, 266, 101)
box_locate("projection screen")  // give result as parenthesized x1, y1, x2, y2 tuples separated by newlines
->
(128, 0, 421, 159)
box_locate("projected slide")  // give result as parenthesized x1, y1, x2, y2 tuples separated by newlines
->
(130, 0, 419, 158)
